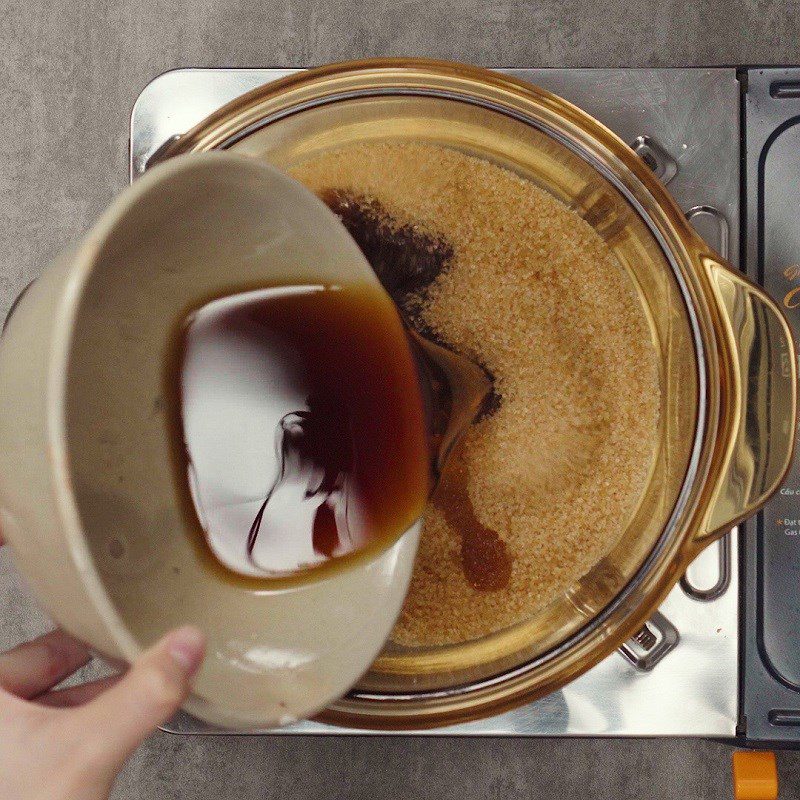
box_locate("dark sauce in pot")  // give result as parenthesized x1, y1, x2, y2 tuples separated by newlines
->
(322, 190, 511, 591)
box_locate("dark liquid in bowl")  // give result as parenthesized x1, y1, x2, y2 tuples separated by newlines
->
(166, 283, 430, 584)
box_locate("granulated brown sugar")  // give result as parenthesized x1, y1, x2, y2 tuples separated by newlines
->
(291, 142, 660, 646)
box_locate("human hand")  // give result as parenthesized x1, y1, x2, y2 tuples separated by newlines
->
(0, 531, 206, 800)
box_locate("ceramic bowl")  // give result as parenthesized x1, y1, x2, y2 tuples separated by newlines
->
(0, 152, 421, 729)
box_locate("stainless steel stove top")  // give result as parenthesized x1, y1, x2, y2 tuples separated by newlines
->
(131, 68, 741, 738)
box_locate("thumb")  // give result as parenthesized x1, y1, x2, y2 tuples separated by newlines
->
(71, 626, 205, 768)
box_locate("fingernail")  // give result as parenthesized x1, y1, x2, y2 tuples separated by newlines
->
(166, 626, 206, 677)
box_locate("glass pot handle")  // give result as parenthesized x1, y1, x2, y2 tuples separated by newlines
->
(698, 256, 798, 542)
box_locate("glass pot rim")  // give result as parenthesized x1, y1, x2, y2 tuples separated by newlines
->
(161, 58, 794, 728)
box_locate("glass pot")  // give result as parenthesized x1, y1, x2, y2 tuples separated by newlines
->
(161, 59, 797, 729)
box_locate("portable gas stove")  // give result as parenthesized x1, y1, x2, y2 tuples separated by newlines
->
(130, 67, 800, 744)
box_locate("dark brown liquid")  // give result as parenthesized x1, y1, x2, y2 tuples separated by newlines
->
(434, 453, 512, 591)
(323, 189, 511, 590)
(167, 283, 430, 583)
(321, 190, 453, 317)
(323, 190, 501, 419)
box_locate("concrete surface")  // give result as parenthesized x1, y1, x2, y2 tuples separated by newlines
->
(3, 1, 800, 798)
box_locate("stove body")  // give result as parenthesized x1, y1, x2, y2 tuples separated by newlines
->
(129, 67, 799, 744)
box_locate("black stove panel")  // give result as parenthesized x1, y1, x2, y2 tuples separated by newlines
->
(743, 67, 800, 744)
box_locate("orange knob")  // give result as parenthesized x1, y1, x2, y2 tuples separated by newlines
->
(733, 751, 778, 800)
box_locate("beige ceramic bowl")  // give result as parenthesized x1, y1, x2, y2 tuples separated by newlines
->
(0, 152, 422, 729)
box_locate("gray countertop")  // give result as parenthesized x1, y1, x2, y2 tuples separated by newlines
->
(2, 1, 800, 798)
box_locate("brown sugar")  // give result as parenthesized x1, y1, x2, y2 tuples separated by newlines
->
(291, 142, 660, 646)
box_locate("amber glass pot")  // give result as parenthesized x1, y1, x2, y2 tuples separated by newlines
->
(161, 59, 797, 729)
